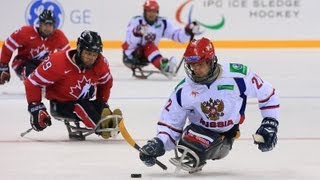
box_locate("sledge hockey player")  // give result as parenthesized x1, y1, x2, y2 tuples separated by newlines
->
(24, 30, 122, 140)
(0, 9, 70, 84)
(139, 37, 280, 173)
(122, 0, 200, 78)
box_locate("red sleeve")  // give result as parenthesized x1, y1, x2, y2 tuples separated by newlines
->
(24, 78, 42, 104)
(24, 52, 65, 103)
(0, 26, 29, 64)
(95, 57, 113, 102)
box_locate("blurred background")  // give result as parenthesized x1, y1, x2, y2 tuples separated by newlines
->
(1, 0, 319, 48)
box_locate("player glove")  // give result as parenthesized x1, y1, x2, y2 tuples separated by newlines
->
(132, 24, 148, 37)
(255, 117, 279, 152)
(28, 102, 52, 131)
(185, 21, 200, 36)
(0, 63, 10, 85)
(139, 137, 165, 167)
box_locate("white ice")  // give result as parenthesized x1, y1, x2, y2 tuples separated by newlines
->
(1, 49, 320, 180)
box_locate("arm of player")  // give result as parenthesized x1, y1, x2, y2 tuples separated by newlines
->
(243, 68, 280, 152)
(156, 89, 188, 151)
(162, 18, 191, 43)
(96, 58, 113, 102)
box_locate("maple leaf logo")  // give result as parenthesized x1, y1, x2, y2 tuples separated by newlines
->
(30, 44, 50, 60)
(69, 76, 96, 99)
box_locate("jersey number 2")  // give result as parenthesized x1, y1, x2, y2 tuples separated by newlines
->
(165, 98, 172, 111)
(251, 74, 264, 89)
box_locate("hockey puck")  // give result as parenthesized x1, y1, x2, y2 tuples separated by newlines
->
(131, 173, 142, 178)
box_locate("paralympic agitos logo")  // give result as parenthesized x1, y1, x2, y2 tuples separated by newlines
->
(175, 0, 225, 30)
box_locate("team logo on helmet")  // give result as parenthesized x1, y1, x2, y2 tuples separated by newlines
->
(200, 98, 224, 121)
(185, 56, 200, 62)
(25, 0, 64, 28)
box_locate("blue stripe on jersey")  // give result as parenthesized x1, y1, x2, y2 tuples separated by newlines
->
(176, 88, 182, 107)
(234, 78, 247, 116)
(161, 19, 167, 36)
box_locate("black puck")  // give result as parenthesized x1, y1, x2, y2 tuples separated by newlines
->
(131, 173, 142, 178)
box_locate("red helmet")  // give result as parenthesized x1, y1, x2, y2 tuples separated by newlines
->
(183, 38, 219, 84)
(143, 0, 159, 11)
(183, 38, 215, 64)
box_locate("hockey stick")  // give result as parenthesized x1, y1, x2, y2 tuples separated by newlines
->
(119, 119, 168, 170)
(174, 34, 195, 75)
(20, 128, 33, 137)
(252, 134, 265, 143)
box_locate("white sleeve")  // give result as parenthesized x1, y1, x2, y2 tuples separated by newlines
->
(162, 19, 191, 43)
(156, 89, 187, 151)
(244, 69, 280, 119)
(123, 17, 143, 57)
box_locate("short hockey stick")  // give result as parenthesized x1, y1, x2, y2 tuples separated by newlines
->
(119, 119, 167, 170)
(20, 128, 33, 137)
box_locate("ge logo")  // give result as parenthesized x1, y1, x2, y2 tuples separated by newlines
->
(25, 0, 64, 28)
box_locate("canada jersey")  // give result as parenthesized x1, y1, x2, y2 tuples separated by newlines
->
(123, 16, 191, 57)
(157, 62, 280, 150)
(0, 25, 70, 65)
(24, 50, 113, 103)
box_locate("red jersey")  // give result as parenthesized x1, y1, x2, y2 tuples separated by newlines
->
(0, 25, 70, 67)
(24, 50, 113, 104)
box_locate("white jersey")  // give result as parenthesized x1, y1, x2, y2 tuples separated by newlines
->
(123, 15, 191, 57)
(157, 62, 280, 151)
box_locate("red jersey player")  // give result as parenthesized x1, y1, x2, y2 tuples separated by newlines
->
(0, 9, 70, 84)
(24, 30, 121, 139)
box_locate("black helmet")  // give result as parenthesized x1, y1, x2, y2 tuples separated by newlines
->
(77, 30, 103, 53)
(75, 30, 103, 69)
(39, 9, 56, 24)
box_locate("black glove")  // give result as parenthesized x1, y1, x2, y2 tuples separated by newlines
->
(28, 102, 52, 131)
(185, 21, 200, 36)
(139, 137, 165, 167)
(0, 63, 10, 85)
(255, 117, 279, 152)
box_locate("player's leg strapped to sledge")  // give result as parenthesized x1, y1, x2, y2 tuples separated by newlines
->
(170, 124, 240, 173)
(122, 43, 177, 79)
(50, 100, 122, 140)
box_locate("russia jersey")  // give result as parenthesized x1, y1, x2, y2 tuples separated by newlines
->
(0, 25, 70, 66)
(24, 50, 113, 104)
(123, 16, 191, 57)
(156, 62, 280, 151)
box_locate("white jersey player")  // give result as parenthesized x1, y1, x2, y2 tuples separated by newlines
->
(122, 0, 200, 77)
(139, 37, 280, 173)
